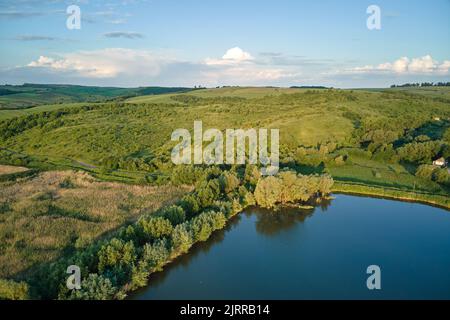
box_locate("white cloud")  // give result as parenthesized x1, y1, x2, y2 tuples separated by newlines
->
(27, 48, 169, 78)
(24, 47, 294, 86)
(342, 55, 449, 75)
(19, 48, 449, 88)
(205, 47, 254, 66)
(201, 47, 298, 85)
(222, 47, 253, 61)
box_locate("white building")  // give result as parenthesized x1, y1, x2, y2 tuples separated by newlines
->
(432, 157, 447, 167)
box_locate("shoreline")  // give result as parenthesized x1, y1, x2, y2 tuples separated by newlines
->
(332, 182, 450, 211)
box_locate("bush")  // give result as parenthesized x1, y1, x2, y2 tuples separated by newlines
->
(416, 164, 437, 180)
(433, 168, 450, 186)
(0, 279, 29, 300)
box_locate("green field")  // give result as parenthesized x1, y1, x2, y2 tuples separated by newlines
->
(0, 84, 193, 110)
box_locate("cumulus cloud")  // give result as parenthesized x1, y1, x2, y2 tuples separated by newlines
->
(201, 47, 299, 85)
(27, 48, 169, 78)
(16, 47, 449, 88)
(21, 47, 299, 86)
(343, 55, 450, 75)
(103, 32, 144, 39)
(222, 47, 253, 61)
(205, 47, 254, 65)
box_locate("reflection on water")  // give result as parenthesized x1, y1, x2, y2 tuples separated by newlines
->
(133, 204, 322, 291)
(131, 195, 450, 300)
(250, 207, 314, 236)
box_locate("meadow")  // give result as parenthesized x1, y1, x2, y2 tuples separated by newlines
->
(0, 169, 191, 279)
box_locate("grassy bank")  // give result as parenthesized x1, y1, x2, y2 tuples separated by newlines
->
(332, 181, 450, 210)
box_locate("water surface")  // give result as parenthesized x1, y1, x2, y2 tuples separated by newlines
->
(132, 195, 450, 299)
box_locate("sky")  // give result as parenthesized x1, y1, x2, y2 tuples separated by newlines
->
(0, 0, 449, 88)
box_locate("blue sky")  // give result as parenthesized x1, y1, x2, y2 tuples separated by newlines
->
(0, 0, 449, 88)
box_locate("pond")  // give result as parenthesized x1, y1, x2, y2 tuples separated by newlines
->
(131, 194, 450, 299)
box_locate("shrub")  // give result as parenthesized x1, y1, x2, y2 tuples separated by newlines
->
(416, 164, 436, 180)
(433, 168, 450, 186)
(0, 279, 29, 300)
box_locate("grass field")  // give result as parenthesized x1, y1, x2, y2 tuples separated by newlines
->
(0, 170, 191, 279)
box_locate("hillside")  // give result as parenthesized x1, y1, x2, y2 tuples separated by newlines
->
(0, 84, 193, 110)
(0, 87, 449, 201)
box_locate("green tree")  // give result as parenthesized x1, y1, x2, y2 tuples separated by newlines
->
(254, 176, 282, 208)
(171, 223, 193, 255)
(68, 274, 117, 300)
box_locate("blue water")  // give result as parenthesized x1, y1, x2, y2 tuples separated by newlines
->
(132, 195, 450, 299)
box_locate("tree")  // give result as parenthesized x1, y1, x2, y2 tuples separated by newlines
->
(254, 176, 282, 208)
(190, 211, 226, 242)
(254, 171, 334, 208)
(171, 223, 193, 255)
(137, 216, 173, 242)
(68, 274, 117, 300)
(158, 205, 186, 226)
(142, 239, 170, 272)
(219, 172, 240, 194)
(97, 238, 136, 285)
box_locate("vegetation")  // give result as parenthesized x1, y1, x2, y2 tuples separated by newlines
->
(12, 166, 330, 300)
(0, 83, 193, 110)
(254, 171, 333, 208)
(0, 171, 190, 279)
(0, 86, 449, 299)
